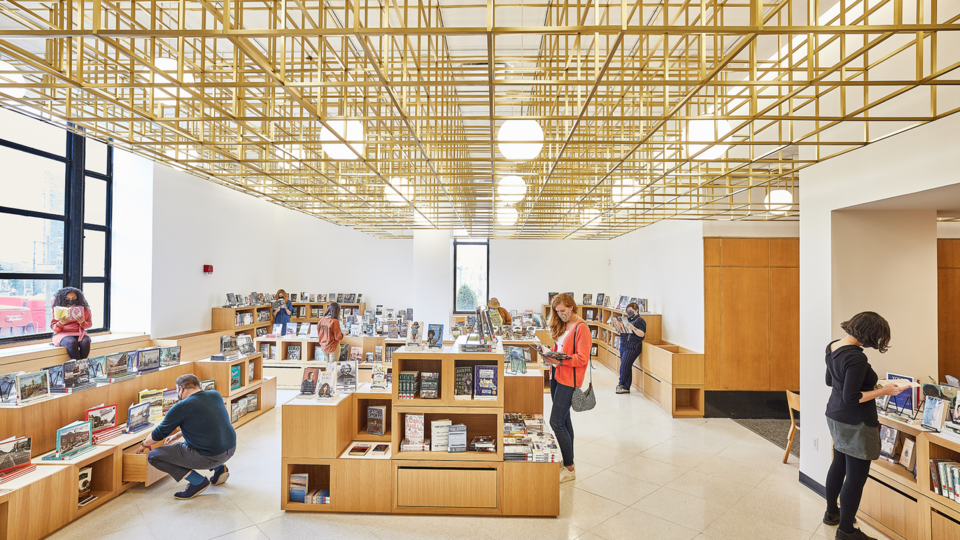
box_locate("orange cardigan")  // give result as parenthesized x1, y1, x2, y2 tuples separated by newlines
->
(552, 321, 591, 388)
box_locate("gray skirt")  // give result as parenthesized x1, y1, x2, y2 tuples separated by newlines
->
(827, 416, 880, 461)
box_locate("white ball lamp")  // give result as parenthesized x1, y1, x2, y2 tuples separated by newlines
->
(497, 206, 519, 226)
(764, 189, 793, 215)
(320, 119, 365, 160)
(686, 119, 732, 160)
(498, 176, 527, 204)
(497, 120, 544, 161)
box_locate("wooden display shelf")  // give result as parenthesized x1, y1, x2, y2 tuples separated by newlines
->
(391, 406, 504, 462)
(226, 376, 277, 428)
(282, 393, 354, 459)
(194, 353, 263, 398)
(281, 457, 337, 512)
(211, 304, 273, 331)
(1, 464, 73, 540)
(33, 444, 118, 519)
(503, 462, 561, 516)
(392, 343, 505, 407)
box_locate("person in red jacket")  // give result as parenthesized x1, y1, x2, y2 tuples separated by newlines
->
(50, 287, 93, 360)
(542, 293, 591, 483)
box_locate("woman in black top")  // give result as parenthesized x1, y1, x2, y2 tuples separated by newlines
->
(824, 312, 907, 540)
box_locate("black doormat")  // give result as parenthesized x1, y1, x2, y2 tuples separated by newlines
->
(733, 418, 800, 458)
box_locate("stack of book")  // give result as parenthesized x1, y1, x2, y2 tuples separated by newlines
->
(469, 435, 496, 453)
(400, 413, 429, 451)
(502, 413, 561, 462)
(932, 459, 960, 500)
(305, 489, 331, 504)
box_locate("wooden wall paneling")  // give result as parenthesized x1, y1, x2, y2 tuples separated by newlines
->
(720, 267, 771, 390)
(720, 238, 770, 267)
(770, 238, 800, 267)
(704, 238, 721, 266)
(640, 314, 662, 342)
(769, 267, 801, 391)
(939, 267, 960, 383)
(704, 266, 722, 390)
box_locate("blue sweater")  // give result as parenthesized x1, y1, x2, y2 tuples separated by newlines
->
(151, 390, 237, 456)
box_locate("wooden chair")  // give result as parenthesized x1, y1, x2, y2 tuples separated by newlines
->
(784, 390, 800, 463)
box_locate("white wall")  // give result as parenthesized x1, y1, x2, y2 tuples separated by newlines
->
(702, 221, 800, 238)
(412, 230, 453, 335)
(610, 220, 706, 351)
(800, 112, 960, 486)
(489, 240, 611, 313)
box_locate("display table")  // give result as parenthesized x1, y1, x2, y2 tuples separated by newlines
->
(280, 335, 559, 516)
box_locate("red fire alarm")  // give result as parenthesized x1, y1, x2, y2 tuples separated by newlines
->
(203, 265, 213, 274)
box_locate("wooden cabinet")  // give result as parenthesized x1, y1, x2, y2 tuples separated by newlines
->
(335, 459, 391, 513)
(503, 462, 560, 516)
(860, 476, 919, 540)
(704, 237, 800, 391)
(282, 394, 354, 459)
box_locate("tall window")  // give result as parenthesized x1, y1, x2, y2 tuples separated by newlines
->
(0, 118, 112, 343)
(453, 239, 489, 313)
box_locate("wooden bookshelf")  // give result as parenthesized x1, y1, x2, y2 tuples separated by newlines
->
(194, 353, 264, 398)
(279, 335, 558, 517)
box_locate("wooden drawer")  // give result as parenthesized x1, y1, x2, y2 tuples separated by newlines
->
(861, 476, 919, 540)
(396, 466, 498, 509)
(932, 507, 960, 540)
(121, 447, 168, 486)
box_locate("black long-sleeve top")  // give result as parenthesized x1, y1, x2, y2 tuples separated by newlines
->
(824, 340, 879, 427)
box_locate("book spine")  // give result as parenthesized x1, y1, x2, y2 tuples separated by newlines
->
(940, 462, 949, 497)
(932, 460, 942, 495)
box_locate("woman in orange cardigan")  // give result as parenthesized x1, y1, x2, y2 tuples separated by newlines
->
(543, 293, 591, 483)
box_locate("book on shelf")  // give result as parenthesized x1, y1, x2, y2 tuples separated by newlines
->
(287, 346, 302, 361)
(447, 424, 467, 453)
(454, 367, 473, 400)
(138, 389, 165, 420)
(317, 372, 336, 399)
(879, 425, 899, 461)
(78, 466, 95, 505)
(371, 365, 388, 390)
(399, 438, 430, 452)
(427, 324, 443, 348)
(297, 323, 310, 337)
(431, 419, 451, 452)
(398, 371, 420, 399)
(367, 406, 386, 436)
(289, 473, 308, 503)
(596, 293, 605, 307)
(582, 294, 592, 306)
(473, 365, 498, 400)
(371, 444, 390, 456)
(349, 443, 371, 456)
(350, 347, 362, 362)
(269, 345, 277, 360)
(374, 345, 383, 363)
(299, 367, 320, 396)
(406, 321, 425, 349)
(469, 435, 496, 453)
(899, 437, 916, 470)
(229, 365, 242, 391)
(923, 395, 947, 431)
(336, 360, 358, 393)
(405, 413, 425, 444)
(420, 372, 440, 399)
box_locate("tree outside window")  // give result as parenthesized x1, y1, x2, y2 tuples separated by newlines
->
(454, 240, 488, 313)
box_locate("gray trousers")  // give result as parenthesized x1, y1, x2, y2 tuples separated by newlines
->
(147, 442, 236, 482)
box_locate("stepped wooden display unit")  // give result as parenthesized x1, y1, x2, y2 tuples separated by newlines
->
(259, 335, 393, 389)
(0, 333, 277, 540)
(211, 304, 274, 339)
(860, 414, 960, 539)
(631, 340, 705, 417)
(281, 335, 559, 516)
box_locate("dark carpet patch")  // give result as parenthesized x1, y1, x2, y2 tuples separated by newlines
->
(733, 418, 800, 457)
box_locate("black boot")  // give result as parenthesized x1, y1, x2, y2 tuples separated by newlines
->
(835, 528, 876, 540)
(823, 511, 840, 526)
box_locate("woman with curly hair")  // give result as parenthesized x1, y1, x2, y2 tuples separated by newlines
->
(50, 287, 93, 359)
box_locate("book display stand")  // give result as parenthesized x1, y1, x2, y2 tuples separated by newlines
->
(281, 335, 560, 516)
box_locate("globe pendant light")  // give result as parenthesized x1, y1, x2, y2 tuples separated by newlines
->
(497, 176, 527, 204)
(497, 120, 544, 161)
(320, 119, 365, 160)
(497, 206, 519, 226)
(686, 119, 732, 160)
(611, 178, 639, 205)
(385, 177, 411, 206)
(0, 60, 26, 99)
(764, 189, 793, 215)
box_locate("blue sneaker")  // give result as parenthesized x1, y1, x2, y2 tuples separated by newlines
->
(211, 465, 230, 486)
(175, 477, 210, 500)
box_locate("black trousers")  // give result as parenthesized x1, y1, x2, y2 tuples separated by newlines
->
(60, 335, 91, 360)
(825, 447, 871, 532)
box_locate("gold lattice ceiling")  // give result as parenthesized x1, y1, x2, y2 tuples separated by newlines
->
(1, 0, 958, 238)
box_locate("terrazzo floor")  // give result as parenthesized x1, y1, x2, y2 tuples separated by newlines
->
(48, 364, 890, 540)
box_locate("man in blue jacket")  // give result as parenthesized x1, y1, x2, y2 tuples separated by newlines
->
(138, 373, 237, 499)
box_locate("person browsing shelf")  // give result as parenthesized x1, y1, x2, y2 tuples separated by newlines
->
(317, 302, 344, 367)
(824, 312, 908, 540)
(613, 302, 646, 394)
(50, 287, 93, 360)
(139, 374, 237, 500)
(488, 297, 512, 326)
(542, 293, 591, 484)
(273, 289, 293, 336)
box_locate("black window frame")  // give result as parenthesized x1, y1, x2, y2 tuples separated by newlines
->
(452, 238, 490, 314)
(0, 126, 113, 344)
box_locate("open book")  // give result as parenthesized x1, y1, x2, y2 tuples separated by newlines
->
(876, 379, 921, 389)
(534, 344, 571, 361)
